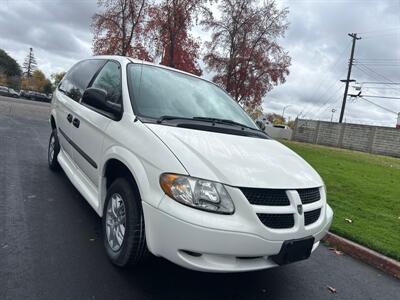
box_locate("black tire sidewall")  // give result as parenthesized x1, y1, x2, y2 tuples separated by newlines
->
(102, 178, 145, 267)
(48, 129, 60, 170)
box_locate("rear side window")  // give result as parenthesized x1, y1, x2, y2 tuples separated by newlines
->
(59, 59, 105, 102)
(90, 61, 122, 105)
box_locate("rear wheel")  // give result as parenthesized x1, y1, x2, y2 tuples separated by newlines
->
(48, 129, 60, 171)
(103, 177, 149, 267)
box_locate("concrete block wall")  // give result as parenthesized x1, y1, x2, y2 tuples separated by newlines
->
(372, 127, 400, 157)
(265, 126, 293, 140)
(316, 122, 342, 147)
(292, 119, 400, 158)
(341, 124, 373, 152)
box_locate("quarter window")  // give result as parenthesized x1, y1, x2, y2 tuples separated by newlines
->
(59, 59, 105, 102)
(90, 61, 122, 105)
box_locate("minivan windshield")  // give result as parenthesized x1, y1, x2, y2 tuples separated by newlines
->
(127, 63, 258, 129)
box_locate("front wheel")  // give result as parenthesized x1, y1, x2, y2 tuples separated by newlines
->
(48, 129, 60, 171)
(103, 177, 149, 267)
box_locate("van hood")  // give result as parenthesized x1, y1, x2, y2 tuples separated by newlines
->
(146, 124, 323, 189)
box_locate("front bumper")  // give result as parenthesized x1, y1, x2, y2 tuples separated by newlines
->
(143, 186, 333, 272)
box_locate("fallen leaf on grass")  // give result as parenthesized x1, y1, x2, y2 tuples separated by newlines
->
(345, 218, 352, 223)
(327, 286, 336, 293)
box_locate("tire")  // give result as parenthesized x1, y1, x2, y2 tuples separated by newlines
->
(48, 129, 60, 171)
(102, 177, 149, 267)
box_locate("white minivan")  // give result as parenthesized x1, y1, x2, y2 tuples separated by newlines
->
(48, 56, 333, 272)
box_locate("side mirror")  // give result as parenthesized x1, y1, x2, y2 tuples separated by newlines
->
(256, 120, 266, 131)
(81, 87, 121, 118)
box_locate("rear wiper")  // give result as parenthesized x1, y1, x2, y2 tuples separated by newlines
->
(192, 117, 259, 131)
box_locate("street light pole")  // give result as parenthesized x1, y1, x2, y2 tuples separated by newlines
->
(282, 105, 292, 121)
(331, 109, 336, 122)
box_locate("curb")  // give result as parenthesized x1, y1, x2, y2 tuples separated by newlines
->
(322, 232, 400, 279)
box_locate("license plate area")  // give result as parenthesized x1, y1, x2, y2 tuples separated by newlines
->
(271, 236, 315, 265)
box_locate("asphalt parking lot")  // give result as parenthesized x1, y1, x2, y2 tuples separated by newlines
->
(0, 95, 399, 300)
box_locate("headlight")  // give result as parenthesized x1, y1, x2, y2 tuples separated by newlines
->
(160, 173, 235, 214)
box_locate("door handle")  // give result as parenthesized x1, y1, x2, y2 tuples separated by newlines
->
(72, 118, 80, 128)
(67, 114, 73, 123)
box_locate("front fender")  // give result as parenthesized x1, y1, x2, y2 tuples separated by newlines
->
(99, 146, 163, 216)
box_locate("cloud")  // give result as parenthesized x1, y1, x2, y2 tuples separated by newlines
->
(0, 0, 398, 126)
(0, 0, 96, 76)
(266, 0, 400, 126)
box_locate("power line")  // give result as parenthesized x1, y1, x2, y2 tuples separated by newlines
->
(354, 64, 400, 67)
(361, 95, 400, 100)
(308, 84, 343, 119)
(300, 41, 352, 118)
(358, 96, 398, 114)
(357, 27, 400, 35)
(362, 87, 400, 94)
(353, 65, 400, 92)
(357, 64, 398, 84)
(360, 82, 400, 85)
(355, 58, 400, 61)
(363, 87, 400, 90)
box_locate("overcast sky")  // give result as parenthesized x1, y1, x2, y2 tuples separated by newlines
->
(0, 0, 399, 126)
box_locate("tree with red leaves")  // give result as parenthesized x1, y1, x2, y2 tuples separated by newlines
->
(146, 0, 207, 76)
(92, 0, 151, 61)
(202, 0, 291, 109)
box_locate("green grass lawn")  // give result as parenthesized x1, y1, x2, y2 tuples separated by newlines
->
(281, 140, 400, 261)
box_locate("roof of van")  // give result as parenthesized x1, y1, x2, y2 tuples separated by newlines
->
(86, 55, 204, 81)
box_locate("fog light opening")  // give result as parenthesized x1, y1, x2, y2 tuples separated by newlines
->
(181, 250, 203, 257)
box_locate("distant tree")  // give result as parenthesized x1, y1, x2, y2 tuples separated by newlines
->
(43, 81, 53, 94)
(92, 0, 151, 60)
(0, 72, 7, 86)
(146, 0, 206, 75)
(51, 71, 66, 87)
(23, 47, 37, 78)
(0, 49, 22, 89)
(0, 49, 22, 77)
(21, 69, 51, 92)
(246, 104, 263, 120)
(202, 0, 291, 109)
(287, 119, 295, 129)
(266, 112, 285, 124)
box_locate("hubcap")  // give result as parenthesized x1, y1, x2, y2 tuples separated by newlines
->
(105, 193, 126, 252)
(49, 135, 55, 162)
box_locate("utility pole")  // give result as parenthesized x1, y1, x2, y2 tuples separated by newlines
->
(339, 33, 361, 123)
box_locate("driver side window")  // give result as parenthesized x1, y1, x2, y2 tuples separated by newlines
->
(90, 61, 122, 105)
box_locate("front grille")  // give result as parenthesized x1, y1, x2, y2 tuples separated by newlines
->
(304, 209, 321, 225)
(257, 214, 294, 229)
(298, 188, 321, 204)
(240, 188, 290, 206)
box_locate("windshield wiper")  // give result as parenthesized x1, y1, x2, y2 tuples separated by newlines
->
(192, 117, 259, 131)
(156, 115, 261, 132)
(156, 115, 194, 124)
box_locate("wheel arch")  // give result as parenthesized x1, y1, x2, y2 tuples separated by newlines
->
(50, 114, 56, 130)
(99, 147, 154, 217)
